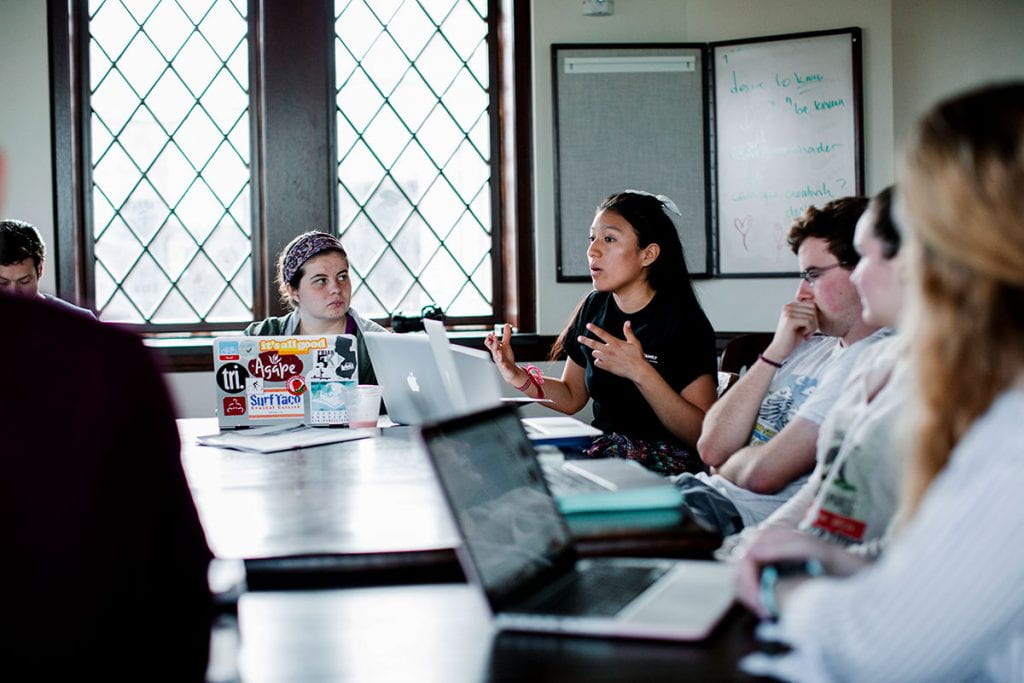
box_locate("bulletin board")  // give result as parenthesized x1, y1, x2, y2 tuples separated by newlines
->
(552, 44, 711, 281)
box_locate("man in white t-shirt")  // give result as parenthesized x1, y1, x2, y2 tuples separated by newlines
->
(679, 197, 886, 534)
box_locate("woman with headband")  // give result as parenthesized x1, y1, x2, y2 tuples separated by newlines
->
(486, 191, 718, 475)
(245, 231, 386, 384)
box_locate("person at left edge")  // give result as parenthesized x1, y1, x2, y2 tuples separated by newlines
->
(0, 218, 95, 317)
(486, 191, 718, 475)
(244, 230, 386, 385)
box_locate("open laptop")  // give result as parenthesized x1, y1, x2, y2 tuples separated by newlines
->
(212, 334, 358, 428)
(420, 404, 735, 641)
(363, 329, 504, 425)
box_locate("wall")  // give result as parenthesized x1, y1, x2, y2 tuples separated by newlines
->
(4, 1, 1024, 416)
(891, 0, 1024, 150)
(0, 0, 56, 293)
(530, 0, 895, 334)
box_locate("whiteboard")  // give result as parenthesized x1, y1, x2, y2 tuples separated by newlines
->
(553, 45, 710, 280)
(713, 29, 862, 275)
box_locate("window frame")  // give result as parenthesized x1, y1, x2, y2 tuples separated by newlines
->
(48, 0, 534, 347)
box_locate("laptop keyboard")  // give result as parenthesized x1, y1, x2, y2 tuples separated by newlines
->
(541, 461, 607, 495)
(521, 564, 669, 617)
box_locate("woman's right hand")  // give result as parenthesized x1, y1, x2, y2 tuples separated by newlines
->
(484, 323, 520, 384)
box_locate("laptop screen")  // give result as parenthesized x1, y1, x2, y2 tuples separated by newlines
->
(421, 406, 574, 605)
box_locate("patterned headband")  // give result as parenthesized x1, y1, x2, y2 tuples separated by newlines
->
(282, 232, 345, 283)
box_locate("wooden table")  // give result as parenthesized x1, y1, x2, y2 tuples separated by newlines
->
(180, 418, 721, 587)
(207, 584, 767, 682)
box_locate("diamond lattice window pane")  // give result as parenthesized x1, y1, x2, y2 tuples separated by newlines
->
(93, 140, 143, 209)
(175, 33, 222, 96)
(338, 142, 386, 204)
(90, 1, 138, 63)
(362, 106, 411, 169)
(122, 252, 173, 318)
(145, 1, 194, 59)
(336, 0, 491, 320)
(199, 0, 245, 60)
(361, 34, 407, 96)
(117, 33, 166, 97)
(341, 213, 389, 275)
(363, 248, 414, 312)
(175, 180, 225, 243)
(338, 69, 384, 133)
(149, 215, 200, 280)
(147, 71, 196, 132)
(364, 177, 413, 240)
(391, 143, 437, 203)
(94, 216, 144, 281)
(387, 2, 434, 58)
(419, 247, 465, 310)
(91, 71, 140, 135)
(417, 34, 462, 94)
(441, 1, 484, 61)
(89, 0, 251, 325)
(121, 180, 171, 244)
(389, 70, 437, 132)
(336, 1, 383, 61)
(445, 141, 489, 202)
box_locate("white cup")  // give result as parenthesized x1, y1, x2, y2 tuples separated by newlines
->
(343, 384, 382, 428)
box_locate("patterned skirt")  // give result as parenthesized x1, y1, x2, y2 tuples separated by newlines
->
(582, 432, 706, 476)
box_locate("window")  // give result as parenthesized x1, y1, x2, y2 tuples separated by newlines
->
(86, 0, 251, 327)
(334, 0, 493, 320)
(51, 0, 532, 338)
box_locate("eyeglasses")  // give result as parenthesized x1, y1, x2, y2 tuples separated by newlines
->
(798, 262, 846, 285)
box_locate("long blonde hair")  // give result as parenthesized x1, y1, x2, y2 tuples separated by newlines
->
(900, 82, 1024, 516)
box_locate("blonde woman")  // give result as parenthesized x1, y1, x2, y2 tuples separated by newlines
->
(736, 82, 1024, 681)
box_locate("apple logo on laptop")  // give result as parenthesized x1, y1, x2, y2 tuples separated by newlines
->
(406, 371, 421, 393)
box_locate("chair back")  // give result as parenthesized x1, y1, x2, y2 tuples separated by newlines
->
(719, 333, 774, 376)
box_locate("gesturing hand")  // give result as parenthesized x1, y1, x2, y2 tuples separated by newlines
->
(577, 321, 648, 381)
(484, 323, 519, 384)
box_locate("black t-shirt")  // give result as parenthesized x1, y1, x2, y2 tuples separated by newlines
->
(564, 289, 717, 444)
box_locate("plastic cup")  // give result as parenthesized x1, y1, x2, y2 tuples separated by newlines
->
(343, 384, 382, 428)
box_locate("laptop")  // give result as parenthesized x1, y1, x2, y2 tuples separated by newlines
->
(420, 404, 736, 641)
(212, 334, 359, 428)
(363, 329, 504, 425)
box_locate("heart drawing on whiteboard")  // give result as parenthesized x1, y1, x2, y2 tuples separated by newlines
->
(734, 216, 753, 251)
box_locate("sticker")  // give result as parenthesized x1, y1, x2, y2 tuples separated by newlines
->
(222, 396, 246, 416)
(286, 375, 307, 396)
(216, 362, 248, 394)
(218, 340, 240, 361)
(246, 377, 264, 394)
(248, 388, 304, 419)
(248, 351, 303, 381)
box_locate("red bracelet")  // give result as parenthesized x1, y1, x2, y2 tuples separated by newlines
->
(758, 353, 784, 369)
(515, 364, 545, 399)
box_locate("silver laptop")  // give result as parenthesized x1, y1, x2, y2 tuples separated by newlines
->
(212, 334, 359, 428)
(419, 405, 736, 641)
(363, 328, 504, 425)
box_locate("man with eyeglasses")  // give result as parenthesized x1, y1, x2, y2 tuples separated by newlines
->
(674, 197, 890, 535)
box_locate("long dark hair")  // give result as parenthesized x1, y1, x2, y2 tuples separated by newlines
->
(550, 192, 701, 360)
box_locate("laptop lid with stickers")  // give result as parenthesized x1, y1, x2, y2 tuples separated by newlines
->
(212, 335, 358, 429)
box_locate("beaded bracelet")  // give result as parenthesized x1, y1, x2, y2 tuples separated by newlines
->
(758, 352, 784, 369)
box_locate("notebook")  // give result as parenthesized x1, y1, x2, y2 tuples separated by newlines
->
(420, 404, 735, 641)
(363, 329, 504, 425)
(212, 334, 358, 429)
